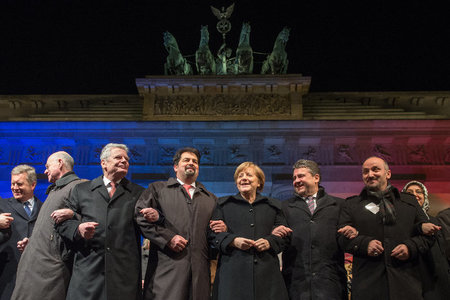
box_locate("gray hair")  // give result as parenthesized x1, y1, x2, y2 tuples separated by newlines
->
(293, 159, 321, 179)
(100, 143, 129, 161)
(11, 164, 37, 185)
(50, 151, 74, 170)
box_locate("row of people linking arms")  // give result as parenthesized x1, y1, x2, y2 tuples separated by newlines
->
(0, 143, 449, 300)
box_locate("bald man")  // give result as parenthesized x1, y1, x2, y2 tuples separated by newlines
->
(12, 151, 84, 300)
(338, 156, 433, 300)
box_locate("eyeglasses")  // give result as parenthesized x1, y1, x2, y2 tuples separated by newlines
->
(406, 189, 424, 195)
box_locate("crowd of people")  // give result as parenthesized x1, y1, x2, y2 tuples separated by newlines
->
(0, 143, 449, 300)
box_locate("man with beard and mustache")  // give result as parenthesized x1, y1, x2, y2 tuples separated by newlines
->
(56, 143, 144, 300)
(136, 147, 225, 300)
(338, 156, 434, 300)
(272, 159, 350, 300)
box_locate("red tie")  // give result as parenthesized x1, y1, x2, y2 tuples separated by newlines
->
(109, 181, 117, 198)
(306, 196, 315, 214)
(183, 184, 192, 199)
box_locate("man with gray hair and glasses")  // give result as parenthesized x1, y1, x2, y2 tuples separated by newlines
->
(12, 151, 85, 300)
(0, 164, 43, 300)
(272, 159, 350, 300)
(56, 143, 144, 300)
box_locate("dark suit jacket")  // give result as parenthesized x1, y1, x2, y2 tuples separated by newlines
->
(0, 196, 42, 300)
(56, 175, 144, 300)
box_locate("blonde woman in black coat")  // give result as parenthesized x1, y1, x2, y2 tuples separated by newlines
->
(209, 162, 289, 300)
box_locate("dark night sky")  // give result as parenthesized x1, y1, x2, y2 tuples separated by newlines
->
(1, 0, 449, 94)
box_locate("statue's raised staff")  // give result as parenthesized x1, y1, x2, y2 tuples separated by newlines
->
(261, 27, 290, 74)
(195, 25, 216, 75)
(234, 22, 253, 74)
(163, 31, 193, 75)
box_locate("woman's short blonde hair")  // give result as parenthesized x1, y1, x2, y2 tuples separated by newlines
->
(233, 162, 265, 192)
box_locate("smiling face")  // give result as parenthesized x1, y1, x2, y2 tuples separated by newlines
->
(236, 167, 260, 197)
(101, 147, 129, 181)
(406, 184, 425, 207)
(44, 156, 63, 183)
(11, 172, 36, 203)
(292, 167, 319, 197)
(362, 157, 391, 192)
(174, 152, 199, 183)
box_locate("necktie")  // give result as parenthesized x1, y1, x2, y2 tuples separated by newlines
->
(109, 181, 117, 198)
(305, 196, 315, 214)
(183, 184, 192, 199)
(24, 201, 32, 217)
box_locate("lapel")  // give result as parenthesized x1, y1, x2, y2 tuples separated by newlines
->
(8, 197, 29, 220)
(287, 196, 311, 215)
(90, 176, 110, 203)
(110, 178, 130, 203)
(29, 196, 42, 221)
(314, 194, 336, 215)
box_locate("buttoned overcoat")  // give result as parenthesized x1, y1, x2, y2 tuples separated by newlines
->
(11, 172, 84, 300)
(282, 187, 348, 300)
(338, 187, 433, 300)
(208, 193, 289, 300)
(56, 176, 144, 300)
(135, 177, 217, 300)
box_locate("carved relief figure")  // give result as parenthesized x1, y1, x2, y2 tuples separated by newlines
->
(234, 22, 253, 74)
(195, 25, 216, 75)
(336, 144, 354, 163)
(163, 31, 193, 75)
(372, 144, 392, 163)
(261, 27, 290, 74)
(408, 145, 430, 164)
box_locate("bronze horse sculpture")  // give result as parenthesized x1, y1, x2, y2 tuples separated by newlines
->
(163, 31, 193, 75)
(195, 25, 216, 75)
(234, 22, 253, 74)
(261, 27, 290, 74)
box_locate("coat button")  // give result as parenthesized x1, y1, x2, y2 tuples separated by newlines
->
(250, 223, 254, 227)
(106, 247, 111, 252)
(253, 259, 257, 263)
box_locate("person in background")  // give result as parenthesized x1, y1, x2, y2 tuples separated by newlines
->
(402, 181, 450, 300)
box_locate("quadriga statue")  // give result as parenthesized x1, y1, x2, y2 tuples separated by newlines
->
(195, 25, 216, 75)
(261, 27, 290, 74)
(234, 22, 253, 74)
(163, 31, 193, 75)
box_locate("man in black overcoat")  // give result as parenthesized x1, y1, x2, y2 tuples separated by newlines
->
(56, 143, 144, 300)
(273, 159, 350, 300)
(338, 156, 433, 300)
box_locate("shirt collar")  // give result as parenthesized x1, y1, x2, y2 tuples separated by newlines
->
(103, 176, 122, 187)
(176, 178, 196, 188)
(303, 192, 317, 201)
